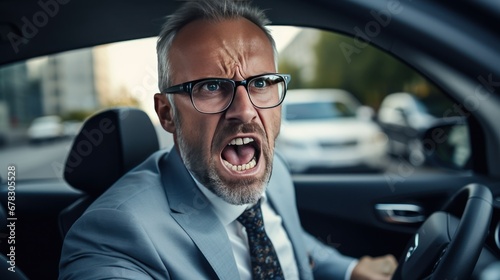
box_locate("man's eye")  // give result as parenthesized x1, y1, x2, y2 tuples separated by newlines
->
(251, 78, 268, 88)
(202, 82, 221, 92)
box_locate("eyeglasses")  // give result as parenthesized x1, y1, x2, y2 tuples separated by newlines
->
(164, 73, 291, 114)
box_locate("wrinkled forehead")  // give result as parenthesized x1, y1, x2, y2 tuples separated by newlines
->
(168, 18, 276, 81)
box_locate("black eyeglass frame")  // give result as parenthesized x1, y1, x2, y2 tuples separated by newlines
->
(163, 73, 291, 114)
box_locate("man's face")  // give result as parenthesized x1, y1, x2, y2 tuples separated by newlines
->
(155, 18, 281, 205)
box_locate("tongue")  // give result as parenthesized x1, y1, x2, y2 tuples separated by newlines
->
(222, 145, 256, 166)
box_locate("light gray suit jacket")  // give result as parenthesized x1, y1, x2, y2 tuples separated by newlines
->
(59, 149, 355, 279)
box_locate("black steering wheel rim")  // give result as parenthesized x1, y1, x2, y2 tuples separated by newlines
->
(394, 183, 493, 280)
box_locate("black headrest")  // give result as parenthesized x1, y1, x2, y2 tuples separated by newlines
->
(64, 107, 159, 197)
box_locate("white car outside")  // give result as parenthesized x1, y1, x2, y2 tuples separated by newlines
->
(276, 89, 388, 173)
(27, 115, 65, 143)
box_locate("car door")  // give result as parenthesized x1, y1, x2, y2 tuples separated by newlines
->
(277, 27, 483, 259)
(276, 1, 500, 277)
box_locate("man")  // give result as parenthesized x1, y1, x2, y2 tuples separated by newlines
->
(59, 0, 397, 279)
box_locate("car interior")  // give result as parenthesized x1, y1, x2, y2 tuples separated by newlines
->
(1, 0, 500, 279)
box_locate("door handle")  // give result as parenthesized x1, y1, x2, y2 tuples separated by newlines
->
(375, 203, 425, 224)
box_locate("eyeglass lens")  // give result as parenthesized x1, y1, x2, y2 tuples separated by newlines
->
(191, 74, 285, 113)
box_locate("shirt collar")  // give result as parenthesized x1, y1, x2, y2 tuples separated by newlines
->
(190, 173, 266, 226)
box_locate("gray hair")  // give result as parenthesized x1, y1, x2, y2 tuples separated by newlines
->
(156, 0, 278, 98)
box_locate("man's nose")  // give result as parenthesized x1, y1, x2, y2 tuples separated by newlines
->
(224, 85, 257, 123)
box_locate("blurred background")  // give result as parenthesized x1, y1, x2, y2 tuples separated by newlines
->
(0, 27, 465, 181)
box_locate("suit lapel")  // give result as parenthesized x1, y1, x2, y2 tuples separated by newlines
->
(161, 149, 240, 280)
(267, 157, 314, 280)
(160, 150, 313, 279)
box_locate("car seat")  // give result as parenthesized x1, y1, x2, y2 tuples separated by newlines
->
(58, 107, 160, 237)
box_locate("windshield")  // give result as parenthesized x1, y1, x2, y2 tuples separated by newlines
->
(285, 102, 356, 121)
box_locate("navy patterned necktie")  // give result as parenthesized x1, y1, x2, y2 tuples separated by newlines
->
(237, 200, 284, 280)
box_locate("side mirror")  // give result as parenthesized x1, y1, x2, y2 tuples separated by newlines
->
(421, 117, 470, 170)
(395, 107, 410, 124)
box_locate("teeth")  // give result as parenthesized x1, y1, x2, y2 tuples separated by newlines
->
(223, 158, 257, 171)
(228, 137, 254, 146)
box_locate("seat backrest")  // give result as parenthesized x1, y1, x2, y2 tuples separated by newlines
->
(59, 107, 160, 237)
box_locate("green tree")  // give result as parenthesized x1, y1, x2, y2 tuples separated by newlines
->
(278, 59, 304, 90)
(312, 31, 421, 108)
(278, 29, 454, 115)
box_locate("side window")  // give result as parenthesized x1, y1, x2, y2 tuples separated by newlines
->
(273, 27, 469, 174)
(0, 38, 169, 182)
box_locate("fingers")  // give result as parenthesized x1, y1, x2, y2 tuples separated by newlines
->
(351, 254, 398, 280)
(377, 254, 398, 276)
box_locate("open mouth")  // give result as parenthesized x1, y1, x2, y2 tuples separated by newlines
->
(221, 137, 260, 172)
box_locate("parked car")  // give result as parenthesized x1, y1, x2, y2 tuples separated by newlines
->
(0, 1, 499, 279)
(277, 89, 388, 173)
(377, 92, 436, 166)
(27, 115, 65, 144)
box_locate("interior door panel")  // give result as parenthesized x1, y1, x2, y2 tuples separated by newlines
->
(293, 173, 496, 259)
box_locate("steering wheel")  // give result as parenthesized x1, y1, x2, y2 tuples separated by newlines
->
(393, 183, 493, 280)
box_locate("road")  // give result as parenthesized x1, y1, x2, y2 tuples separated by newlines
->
(0, 139, 74, 181)
(0, 126, 175, 182)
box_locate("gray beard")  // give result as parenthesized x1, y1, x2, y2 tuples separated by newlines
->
(174, 114, 273, 205)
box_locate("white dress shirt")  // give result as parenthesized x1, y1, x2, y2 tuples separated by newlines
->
(194, 178, 300, 280)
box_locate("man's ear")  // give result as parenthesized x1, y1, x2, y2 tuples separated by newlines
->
(154, 93, 176, 133)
